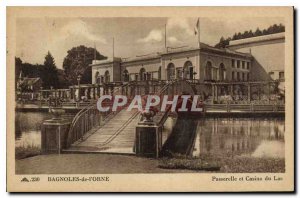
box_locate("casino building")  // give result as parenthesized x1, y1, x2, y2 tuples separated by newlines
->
(91, 32, 285, 102)
(90, 43, 253, 84)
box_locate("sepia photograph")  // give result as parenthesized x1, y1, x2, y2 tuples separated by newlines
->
(6, 6, 294, 192)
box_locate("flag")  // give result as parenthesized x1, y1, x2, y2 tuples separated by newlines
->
(194, 18, 200, 35)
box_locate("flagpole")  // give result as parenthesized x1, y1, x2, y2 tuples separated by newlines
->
(165, 24, 167, 51)
(94, 42, 96, 60)
(112, 37, 115, 58)
(198, 18, 200, 49)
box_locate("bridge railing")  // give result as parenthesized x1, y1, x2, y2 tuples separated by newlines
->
(204, 103, 285, 113)
(149, 79, 196, 126)
(66, 103, 100, 147)
(65, 82, 135, 147)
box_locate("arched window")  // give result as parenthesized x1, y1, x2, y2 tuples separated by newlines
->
(139, 68, 146, 81)
(146, 72, 151, 80)
(219, 63, 226, 81)
(212, 65, 218, 81)
(95, 71, 100, 84)
(158, 66, 161, 80)
(104, 70, 110, 83)
(123, 69, 129, 82)
(167, 63, 175, 80)
(183, 61, 193, 80)
(205, 61, 212, 81)
(176, 68, 183, 79)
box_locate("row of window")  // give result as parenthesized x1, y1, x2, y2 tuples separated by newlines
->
(231, 59, 250, 70)
(166, 62, 195, 80)
(95, 60, 251, 83)
(128, 72, 156, 81)
(95, 71, 110, 84)
(269, 71, 284, 80)
(124, 67, 162, 82)
(231, 71, 250, 81)
(204, 62, 226, 81)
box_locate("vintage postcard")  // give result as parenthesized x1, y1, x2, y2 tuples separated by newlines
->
(7, 7, 294, 192)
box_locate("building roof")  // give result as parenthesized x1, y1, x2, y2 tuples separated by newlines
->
(122, 53, 162, 63)
(162, 43, 252, 58)
(269, 69, 284, 72)
(91, 57, 121, 66)
(227, 32, 285, 47)
(19, 77, 41, 86)
(90, 42, 252, 67)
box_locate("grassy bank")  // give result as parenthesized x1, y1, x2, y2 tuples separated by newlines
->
(15, 152, 284, 174)
(15, 145, 41, 160)
(158, 153, 285, 173)
(217, 156, 285, 173)
(159, 157, 221, 171)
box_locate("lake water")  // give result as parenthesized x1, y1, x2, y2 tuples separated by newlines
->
(15, 112, 52, 148)
(15, 112, 285, 159)
(192, 118, 285, 159)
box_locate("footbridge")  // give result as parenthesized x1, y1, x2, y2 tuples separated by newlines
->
(62, 80, 195, 155)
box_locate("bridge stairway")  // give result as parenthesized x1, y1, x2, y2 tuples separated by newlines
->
(63, 109, 140, 155)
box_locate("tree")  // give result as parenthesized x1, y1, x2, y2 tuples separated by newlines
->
(15, 57, 44, 79)
(236, 32, 242, 40)
(254, 28, 262, 37)
(63, 45, 107, 85)
(215, 23, 285, 47)
(248, 30, 254, 37)
(42, 51, 60, 88)
(214, 36, 231, 48)
(15, 57, 22, 79)
(278, 23, 285, 32)
(232, 33, 238, 40)
(243, 31, 250, 38)
(215, 36, 225, 48)
(15, 57, 23, 89)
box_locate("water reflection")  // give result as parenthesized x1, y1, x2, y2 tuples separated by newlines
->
(162, 117, 177, 144)
(15, 112, 52, 148)
(192, 118, 285, 158)
(15, 111, 285, 159)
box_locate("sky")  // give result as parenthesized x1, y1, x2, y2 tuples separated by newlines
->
(16, 17, 285, 69)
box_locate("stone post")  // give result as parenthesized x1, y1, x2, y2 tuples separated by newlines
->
(268, 82, 271, 104)
(216, 85, 219, 103)
(212, 84, 215, 104)
(248, 83, 251, 103)
(84, 87, 88, 99)
(230, 85, 233, 96)
(95, 87, 98, 98)
(135, 111, 162, 158)
(70, 88, 73, 100)
(41, 117, 71, 154)
(135, 124, 162, 158)
(76, 87, 80, 101)
(145, 81, 149, 95)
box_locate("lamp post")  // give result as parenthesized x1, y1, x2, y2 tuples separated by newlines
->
(50, 86, 54, 99)
(40, 86, 43, 99)
(77, 74, 82, 102)
(181, 70, 185, 80)
(39, 86, 43, 107)
(193, 71, 197, 83)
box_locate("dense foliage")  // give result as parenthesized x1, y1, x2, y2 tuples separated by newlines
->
(42, 52, 60, 88)
(215, 23, 285, 48)
(62, 45, 107, 85)
(16, 45, 106, 88)
(16, 52, 68, 89)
